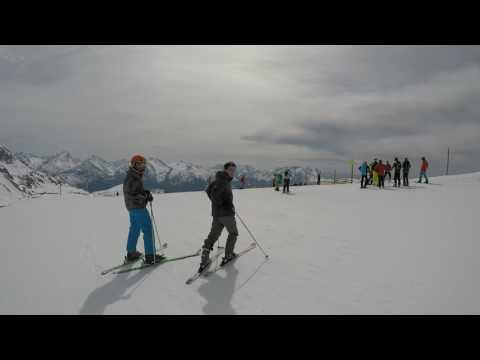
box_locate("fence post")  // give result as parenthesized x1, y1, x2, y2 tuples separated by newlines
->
(446, 147, 450, 176)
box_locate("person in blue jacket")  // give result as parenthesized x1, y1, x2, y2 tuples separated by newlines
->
(359, 161, 370, 189)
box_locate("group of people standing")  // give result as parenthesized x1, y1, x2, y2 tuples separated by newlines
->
(358, 157, 429, 189)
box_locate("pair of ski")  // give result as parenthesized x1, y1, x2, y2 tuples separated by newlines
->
(101, 244, 200, 275)
(185, 242, 257, 285)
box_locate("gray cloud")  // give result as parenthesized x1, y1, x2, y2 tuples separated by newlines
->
(1, 45, 480, 175)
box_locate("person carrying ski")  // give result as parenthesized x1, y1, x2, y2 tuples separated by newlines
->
(374, 159, 387, 189)
(199, 161, 239, 272)
(402, 157, 411, 186)
(385, 161, 392, 183)
(359, 161, 369, 189)
(392, 157, 402, 187)
(417, 157, 429, 184)
(123, 154, 164, 265)
(283, 169, 291, 193)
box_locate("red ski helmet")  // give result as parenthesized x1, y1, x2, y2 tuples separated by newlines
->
(131, 154, 146, 166)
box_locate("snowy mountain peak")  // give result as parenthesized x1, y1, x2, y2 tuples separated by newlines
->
(72, 155, 116, 177)
(0, 146, 85, 205)
(15, 152, 47, 169)
(0, 145, 14, 163)
(40, 151, 81, 175)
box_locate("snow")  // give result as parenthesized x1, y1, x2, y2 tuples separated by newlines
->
(0, 173, 478, 314)
(145, 158, 171, 182)
(94, 184, 165, 197)
(167, 161, 210, 182)
(39, 151, 81, 175)
(0, 173, 25, 206)
(15, 152, 46, 170)
(0, 145, 87, 206)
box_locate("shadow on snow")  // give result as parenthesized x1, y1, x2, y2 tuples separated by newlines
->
(79, 267, 154, 315)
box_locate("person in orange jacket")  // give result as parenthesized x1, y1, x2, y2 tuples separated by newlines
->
(374, 160, 387, 189)
(418, 157, 429, 184)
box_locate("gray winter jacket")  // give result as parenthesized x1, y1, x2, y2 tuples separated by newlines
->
(123, 167, 148, 211)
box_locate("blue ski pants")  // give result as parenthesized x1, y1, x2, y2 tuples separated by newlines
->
(126, 208, 155, 255)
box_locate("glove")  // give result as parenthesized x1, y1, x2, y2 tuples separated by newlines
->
(145, 190, 154, 203)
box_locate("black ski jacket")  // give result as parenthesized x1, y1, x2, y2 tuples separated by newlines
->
(206, 171, 235, 217)
(393, 161, 402, 174)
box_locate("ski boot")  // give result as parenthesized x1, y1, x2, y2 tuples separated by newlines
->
(220, 252, 238, 267)
(125, 251, 143, 262)
(198, 246, 213, 273)
(144, 253, 166, 265)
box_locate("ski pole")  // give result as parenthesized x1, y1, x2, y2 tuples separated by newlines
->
(149, 203, 157, 263)
(149, 202, 165, 257)
(236, 212, 269, 259)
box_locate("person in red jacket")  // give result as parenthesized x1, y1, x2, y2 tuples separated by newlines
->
(385, 161, 392, 183)
(374, 160, 387, 189)
(418, 157, 429, 184)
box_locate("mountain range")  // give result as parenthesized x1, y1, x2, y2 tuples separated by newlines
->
(3, 145, 345, 195)
(0, 145, 86, 206)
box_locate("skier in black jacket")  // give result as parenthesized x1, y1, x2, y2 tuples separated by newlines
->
(402, 157, 411, 186)
(283, 170, 291, 193)
(199, 162, 239, 272)
(392, 157, 402, 187)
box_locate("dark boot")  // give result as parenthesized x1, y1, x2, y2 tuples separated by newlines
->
(198, 247, 212, 273)
(220, 252, 238, 267)
(144, 253, 166, 265)
(126, 251, 143, 262)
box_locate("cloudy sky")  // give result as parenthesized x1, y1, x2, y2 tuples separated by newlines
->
(1, 45, 479, 175)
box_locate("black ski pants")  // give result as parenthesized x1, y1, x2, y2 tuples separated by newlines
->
(378, 175, 385, 188)
(361, 175, 368, 188)
(394, 172, 401, 187)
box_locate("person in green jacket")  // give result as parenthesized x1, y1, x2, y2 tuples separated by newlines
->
(275, 173, 283, 192)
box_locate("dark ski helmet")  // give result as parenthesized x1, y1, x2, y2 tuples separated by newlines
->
(224, 161, 237, 170)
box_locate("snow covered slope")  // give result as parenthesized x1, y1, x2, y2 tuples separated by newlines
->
(0, 145, 86, 206)
(0, 172, 478, 314)
(15, 152, 47, 169)
(39, 151, 81, 175)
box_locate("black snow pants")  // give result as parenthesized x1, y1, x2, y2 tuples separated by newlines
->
(394, 172, 401, 187)
(378, 175, 385, 188)
(361, 175, 368, 188)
